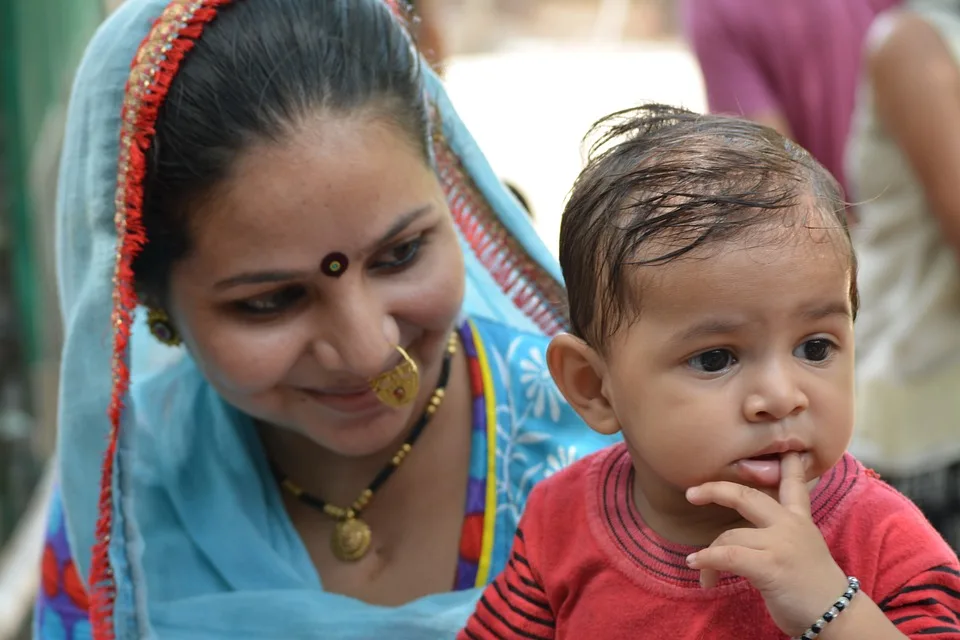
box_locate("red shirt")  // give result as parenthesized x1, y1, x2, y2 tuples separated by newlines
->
(460, 445, 960, 639)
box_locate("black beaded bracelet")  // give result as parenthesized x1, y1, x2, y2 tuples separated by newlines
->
(793, 576, 861, 640)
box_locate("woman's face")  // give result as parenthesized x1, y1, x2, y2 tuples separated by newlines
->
(166, 114, 465, 458)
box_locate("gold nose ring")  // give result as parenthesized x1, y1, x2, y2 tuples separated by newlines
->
(368, 345, 419, 407)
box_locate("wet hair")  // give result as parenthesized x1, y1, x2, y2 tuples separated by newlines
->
(132, 0, 428, 303)
(558, 103, 858, 349)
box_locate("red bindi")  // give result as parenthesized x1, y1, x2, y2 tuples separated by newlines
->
(320, 252, 349, 278)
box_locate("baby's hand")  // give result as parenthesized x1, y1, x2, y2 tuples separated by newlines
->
(685, 453, 849, 638)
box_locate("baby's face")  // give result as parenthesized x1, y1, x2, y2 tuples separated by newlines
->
(602, 226, 855, 501)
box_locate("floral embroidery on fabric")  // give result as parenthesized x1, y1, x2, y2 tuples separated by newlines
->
(485, 329, 586, 531)
(518, 345, 562, 422)
(544, 446, 579, 479)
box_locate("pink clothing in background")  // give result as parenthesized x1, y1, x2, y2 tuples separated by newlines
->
(681, 0, 900, 195)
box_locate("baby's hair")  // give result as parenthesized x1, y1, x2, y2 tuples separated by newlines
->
(558, 103, 857, 349)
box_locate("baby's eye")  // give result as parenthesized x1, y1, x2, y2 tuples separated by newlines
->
(688, 349, 737, 373)
(794, 339, 835, 363)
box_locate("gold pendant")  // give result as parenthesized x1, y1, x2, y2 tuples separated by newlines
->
(369, 345, 419, 408)
(332, 517, 372, 562)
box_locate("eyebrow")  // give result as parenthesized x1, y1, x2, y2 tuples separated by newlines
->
(672, 318, 744, 344)
(373, 204, 432, 248)
(671, 300, 852, 344)
(798, 300, 852, 322)
(213, 205, 434, 291)
(213, 269, 310, 291)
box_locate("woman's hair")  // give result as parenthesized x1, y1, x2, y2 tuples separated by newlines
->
(133, 0, 428, 302)
(558, 103, 857, 349)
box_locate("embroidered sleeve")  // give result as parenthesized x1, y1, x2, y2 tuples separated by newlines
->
(458, 527, 555, 640)
(879, 565, 960, 637)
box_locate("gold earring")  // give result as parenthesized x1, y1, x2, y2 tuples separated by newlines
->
(147, 308, 182, 347)
(368, 346, 420, 408)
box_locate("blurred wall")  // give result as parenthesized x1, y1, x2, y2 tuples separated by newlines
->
(0, 0, 105, 520)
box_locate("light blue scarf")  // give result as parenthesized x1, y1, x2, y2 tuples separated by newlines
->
(54, 0, 567, 637)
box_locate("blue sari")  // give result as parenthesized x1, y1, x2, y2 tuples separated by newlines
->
(41, 0, 615, 637)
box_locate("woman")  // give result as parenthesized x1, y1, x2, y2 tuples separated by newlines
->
(36, 1, 613, 637)
(846, 0, 960, 551)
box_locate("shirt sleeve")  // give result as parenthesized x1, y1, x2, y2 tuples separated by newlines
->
(458, 526, 555, 640)
(878, 564, 960, 637)
(680, 0, 780, 117)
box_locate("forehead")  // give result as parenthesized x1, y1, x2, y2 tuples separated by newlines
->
(190, 114, 437, 259)
(628, 222, 853, 321)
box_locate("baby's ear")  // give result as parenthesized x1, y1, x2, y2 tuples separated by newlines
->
(546, 334, 620, 436)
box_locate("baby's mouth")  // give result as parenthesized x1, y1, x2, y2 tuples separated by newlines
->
(734, 453, 787, 487)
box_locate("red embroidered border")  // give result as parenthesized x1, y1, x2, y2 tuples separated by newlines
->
(433, 136, 569, 336)
(94, 2, 232, 637)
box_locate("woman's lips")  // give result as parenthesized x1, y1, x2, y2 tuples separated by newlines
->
(300, 387, 383, 413)
(294, 345, 418, 414)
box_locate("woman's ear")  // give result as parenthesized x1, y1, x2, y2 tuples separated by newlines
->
(546, 333, 620, 436)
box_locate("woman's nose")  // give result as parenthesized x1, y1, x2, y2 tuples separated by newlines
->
(309, 287, 400, 379)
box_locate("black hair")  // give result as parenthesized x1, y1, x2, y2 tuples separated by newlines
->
(558, 103, 858, 349)
(503, 180, 534, 219)
(133, 0, 427, 303)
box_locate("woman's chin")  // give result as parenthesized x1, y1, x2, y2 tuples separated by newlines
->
(295, 408, 416, 459)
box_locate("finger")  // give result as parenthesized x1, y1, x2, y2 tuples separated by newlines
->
(686, 481, 781, 528)
(710, 526, 767, 551)
(778, 452, 812, 516)
(695, 528, 768, 589)
(686, 545, 771, 586)
(699, 566, 721, 589)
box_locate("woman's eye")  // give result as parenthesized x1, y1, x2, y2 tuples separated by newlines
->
(688, 349, 737, 373)
(794, 338, 835, 362)
(234, 286, 304, 316)
(373, 237, 422, 270)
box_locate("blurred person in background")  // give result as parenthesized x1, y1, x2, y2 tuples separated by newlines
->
(681, 0, 899, 206)
(845, 0, 960, 552)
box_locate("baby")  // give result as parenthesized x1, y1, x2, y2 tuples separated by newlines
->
(459, 105, 960, 639)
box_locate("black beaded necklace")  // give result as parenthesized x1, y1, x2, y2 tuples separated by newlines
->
(271, 332, 458, 562)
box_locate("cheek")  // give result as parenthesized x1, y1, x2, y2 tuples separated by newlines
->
(813, 363, 856, 448)
(610, 368, 709, 447)
(167, 271, 305, 396)
(610, 367, 737, 476)
(181, 312, 305, 396)
(395, 235, 465, 329)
